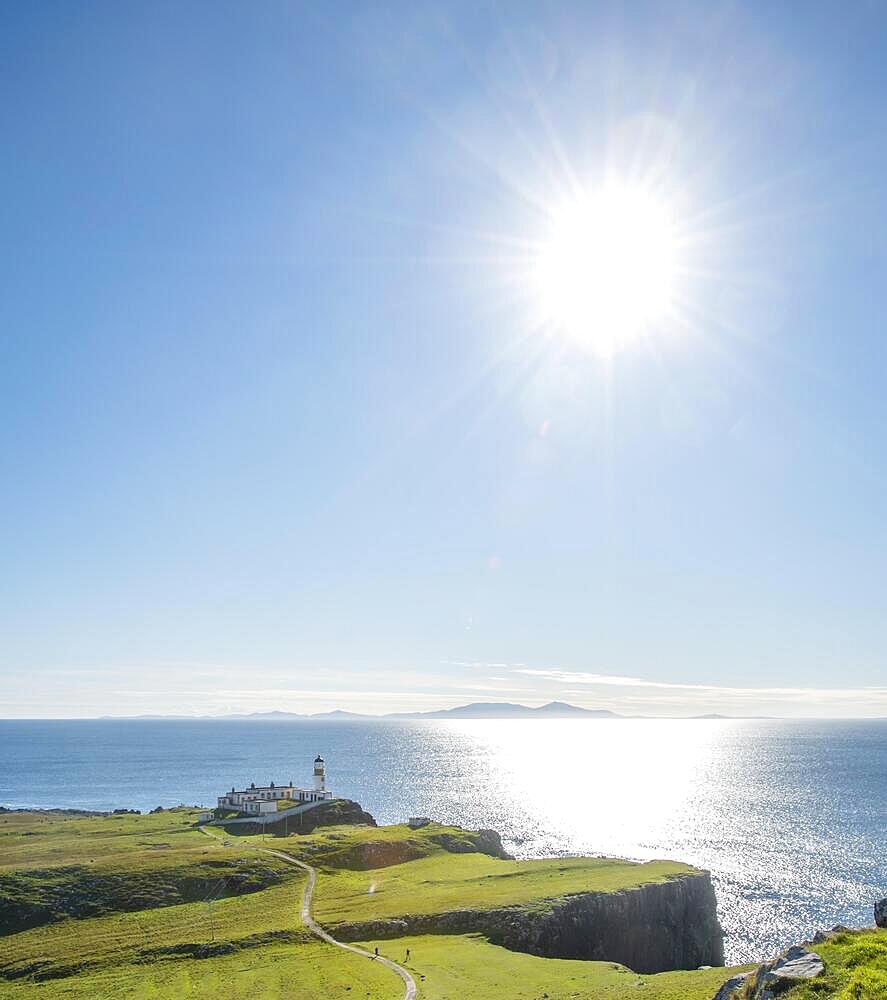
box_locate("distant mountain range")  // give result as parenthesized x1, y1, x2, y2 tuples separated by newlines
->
(388, 701, 619, 719)
(98, 709, 368, 721)
(96, 701, 757, 721)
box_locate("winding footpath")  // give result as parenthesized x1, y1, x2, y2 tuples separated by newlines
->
(199, 824, 417, 1000)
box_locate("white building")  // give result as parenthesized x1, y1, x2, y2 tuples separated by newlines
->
(216, 756, 333, 816)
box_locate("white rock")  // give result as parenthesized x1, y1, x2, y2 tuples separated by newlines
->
(765, 945, 825, 982)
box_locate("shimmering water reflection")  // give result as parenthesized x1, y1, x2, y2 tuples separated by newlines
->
(1, 718, 884, 963)
(406, 719, 886, 964)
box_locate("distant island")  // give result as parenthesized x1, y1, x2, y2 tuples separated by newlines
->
(95, 701, 766, 721)
(389, 700, 619, 720)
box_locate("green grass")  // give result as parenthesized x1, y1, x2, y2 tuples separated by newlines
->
(0, 877, 312, 981)
(235, 820, 503, 869)
(0, 941, 401, 1000)
(0, 810, 296, 933)
(0, 809, 208, 871)
(355, 932, 754, 1000)
(313, 851, 695, 926)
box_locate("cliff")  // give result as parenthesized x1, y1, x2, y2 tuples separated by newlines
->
(332, 869, 724, 974)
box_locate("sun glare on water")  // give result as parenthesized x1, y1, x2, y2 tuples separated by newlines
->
(534, 183, 680, 357)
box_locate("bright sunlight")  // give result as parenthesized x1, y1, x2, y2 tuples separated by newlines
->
(535, 183, 680, 357)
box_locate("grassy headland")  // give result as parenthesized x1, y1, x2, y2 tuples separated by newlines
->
(2, 806, 879, 1000)
(232, 818, 696, 925)
(314, 848, 695, 925)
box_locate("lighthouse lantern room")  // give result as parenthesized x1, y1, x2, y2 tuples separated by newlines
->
(313, 755, 326, 791)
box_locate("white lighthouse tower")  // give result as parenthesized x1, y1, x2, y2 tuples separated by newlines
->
(313, 755, 326, 792)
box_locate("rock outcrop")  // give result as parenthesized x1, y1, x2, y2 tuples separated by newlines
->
(713, 973, 751, 1000)
(711, 945, 825, 999)
(429, 827, 513, 860)
(811, 924, 852, 944)
(333, 871, 724, 974)
(876, 897, 887, 929)
(220, 798, 376, 837)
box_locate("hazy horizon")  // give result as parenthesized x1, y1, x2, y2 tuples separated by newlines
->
(4, 2, 887, 721)
(2, 685, 885, 721)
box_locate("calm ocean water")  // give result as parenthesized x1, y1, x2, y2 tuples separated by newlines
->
(1, 717, 884, 964)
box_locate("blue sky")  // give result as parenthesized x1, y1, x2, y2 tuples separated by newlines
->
(2, 0, 887, 717)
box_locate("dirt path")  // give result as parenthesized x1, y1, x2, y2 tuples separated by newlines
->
(199, 825, 417, 1000)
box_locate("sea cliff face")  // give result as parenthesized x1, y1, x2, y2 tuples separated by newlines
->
(333, 870, 724, 974)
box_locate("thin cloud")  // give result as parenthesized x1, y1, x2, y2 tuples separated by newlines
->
(443, 660, 527, 669)
(514, 668, 887, 707)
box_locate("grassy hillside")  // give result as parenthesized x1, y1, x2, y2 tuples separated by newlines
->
(0, 809, 296, 934)
(0, 940, 401, 1000)
(1, 879, 310, 981)
(0, 811, 400, 998)
(234, 819, 506, 868)
(9, 808, 863, 1000)
(0, 809, 210, 871)
(357, 933, 754, 1000)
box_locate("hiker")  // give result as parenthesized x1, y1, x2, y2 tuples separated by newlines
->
(374, 947, 379, 957)
(405, 948, 410, 962)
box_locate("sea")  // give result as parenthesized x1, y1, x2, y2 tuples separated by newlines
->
(1, 717, 884, 965)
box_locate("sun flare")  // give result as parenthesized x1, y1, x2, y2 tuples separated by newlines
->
(535, 183, 680, 356)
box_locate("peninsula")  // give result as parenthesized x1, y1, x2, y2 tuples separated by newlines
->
(2, 796, 884, 999)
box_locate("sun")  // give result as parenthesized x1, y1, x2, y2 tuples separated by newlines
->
(534, 183, 680, 356)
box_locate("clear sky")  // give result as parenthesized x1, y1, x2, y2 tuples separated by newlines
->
(2, 1, 887, 718)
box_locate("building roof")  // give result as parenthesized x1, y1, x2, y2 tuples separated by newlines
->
(223, 782, 303, 795)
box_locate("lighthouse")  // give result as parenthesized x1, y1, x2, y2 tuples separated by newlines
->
(313, 755, 326, 792)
